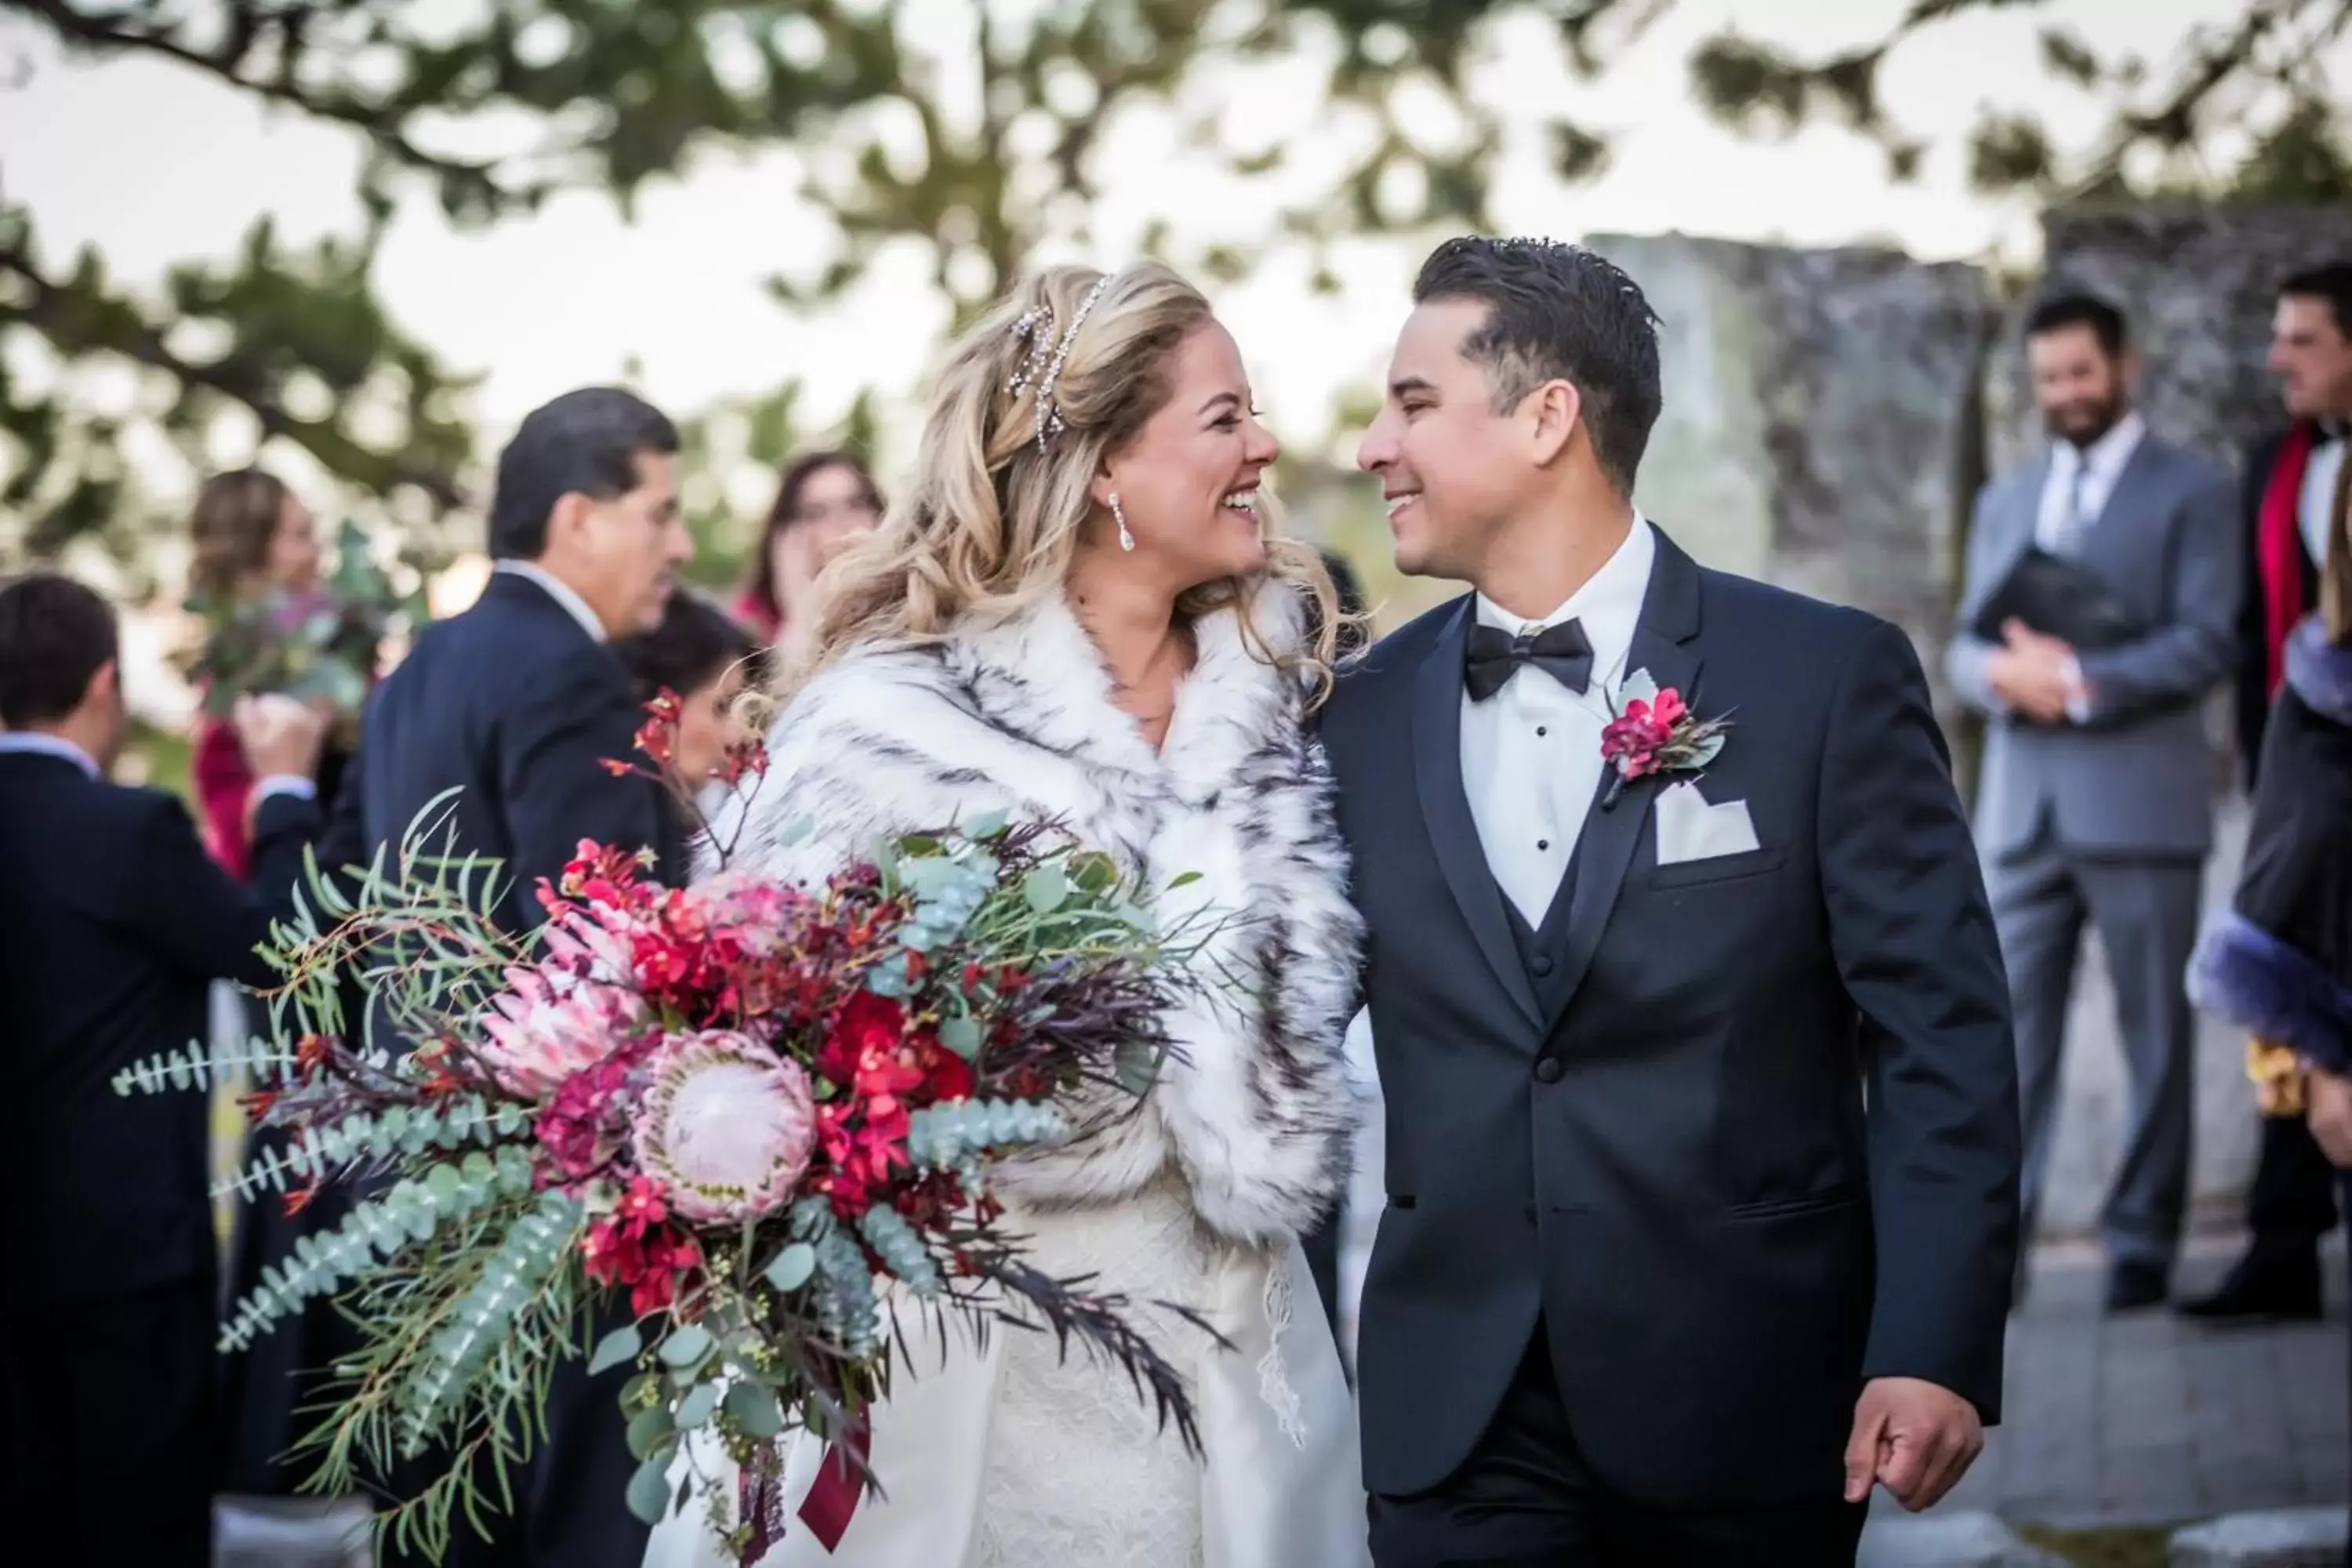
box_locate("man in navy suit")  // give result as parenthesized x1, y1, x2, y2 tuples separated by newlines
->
(0, 572, 327, 1564)
(330, 386, 692, 1566)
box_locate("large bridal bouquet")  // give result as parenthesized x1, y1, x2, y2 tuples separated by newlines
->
(118, 710, 1208, 1563)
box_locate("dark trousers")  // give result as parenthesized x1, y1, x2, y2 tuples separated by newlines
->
(1368, 1328, 1867, 1567)
(2252, 1113, 2342, 1261)
(12, 1276, 216, 1566)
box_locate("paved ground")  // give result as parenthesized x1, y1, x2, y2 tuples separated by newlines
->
(1908, 1232, 2348, 1530)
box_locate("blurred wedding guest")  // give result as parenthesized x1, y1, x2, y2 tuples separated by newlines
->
(2187, 459, 2352, 1529)
(1947, 294, 2238, 1311)
(731, 449, 883, 659)
(324, 385, 690, 1567)
(613, 588, 762, 800)
(0, 573, 326, 1564)
(184, 468, 349, 880)
(2187, 261, 2352, 1325)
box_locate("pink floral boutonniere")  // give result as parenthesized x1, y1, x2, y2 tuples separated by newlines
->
(1599, 670, 1730, 808)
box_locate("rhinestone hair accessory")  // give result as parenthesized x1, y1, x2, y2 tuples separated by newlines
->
(1002, 273, 1116, 453)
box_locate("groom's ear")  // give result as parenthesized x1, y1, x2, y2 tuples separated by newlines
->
(1525, 379, 1583, 467)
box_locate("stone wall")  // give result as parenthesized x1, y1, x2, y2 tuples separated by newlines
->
(1590, 234, 1998, 727)
(1989, 206, 2352, 479)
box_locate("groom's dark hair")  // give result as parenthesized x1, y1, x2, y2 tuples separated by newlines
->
(488, 387, 681, 560)
(1414, 237, 1663, 495)
(0, 572, 118, 728)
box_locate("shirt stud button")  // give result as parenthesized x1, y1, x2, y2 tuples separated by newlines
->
(1536, 726, 1548, 737)
(1537, 839, 1550, 851)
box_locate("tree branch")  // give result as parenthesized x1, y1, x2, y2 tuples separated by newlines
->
(0, 238, 467, 510)
(9, 0, 520, 213)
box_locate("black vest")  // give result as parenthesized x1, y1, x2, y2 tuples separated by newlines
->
(1502, 845, 1582, 1019)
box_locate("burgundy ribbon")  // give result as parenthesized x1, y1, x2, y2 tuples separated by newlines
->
(795, 1417, 871, 1552)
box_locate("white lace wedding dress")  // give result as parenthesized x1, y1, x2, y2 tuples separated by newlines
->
(640, 589, 1371, 1568)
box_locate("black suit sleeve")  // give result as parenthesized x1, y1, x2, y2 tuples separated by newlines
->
(1817, 617, 2020, 1423)
(124, 787, 322, 991)
(499, 643, 666, 929)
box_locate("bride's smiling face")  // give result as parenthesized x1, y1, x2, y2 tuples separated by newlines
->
(1094, 320, 1277, 590)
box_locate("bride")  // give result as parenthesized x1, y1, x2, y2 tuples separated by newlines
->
(644, 262, 1370, 1566)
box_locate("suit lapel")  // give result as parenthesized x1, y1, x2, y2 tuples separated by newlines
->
(1412, 600, 1545, 1032)
(1545, 532, 1705, 1028)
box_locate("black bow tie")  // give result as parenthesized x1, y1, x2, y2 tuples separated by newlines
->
(1465, 619, 1594, 700)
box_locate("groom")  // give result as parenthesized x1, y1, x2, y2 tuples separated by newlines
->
(1321, 237, 2022, 1565)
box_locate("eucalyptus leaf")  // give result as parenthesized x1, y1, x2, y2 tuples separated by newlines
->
(1617, 668, 1659, 706)
(724, 1381, 786, 1439)
(965, 809, 1007, 839)
(676, 1382, 720, 1429)
(657, 1323, 713, 1369)
(625, 1454, 675, 1525)
(1684, 732, 1727, 768)
(588, 1323, 643, 1376)
(763, 1243, 817, 1293)
(1023, 865, 1068, 914)
(625, 1403, 673, 1461)
(938, 1015, 982, 1059)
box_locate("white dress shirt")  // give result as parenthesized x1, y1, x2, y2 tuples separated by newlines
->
(1461, 515, 1657, 927)
(2301, 426, 2347, 569)
(2035, 411, 2146, 552)
(2028, 412, 2145, 721)
(495, 559, 609, 642)
(0, 728, 313, 804)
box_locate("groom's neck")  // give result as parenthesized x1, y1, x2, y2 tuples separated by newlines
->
(1475, 493, 1635, 623)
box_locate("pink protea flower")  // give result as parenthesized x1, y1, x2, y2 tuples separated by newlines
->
(477, 961, 648, 1098)
(631, 1031, 818, 1224)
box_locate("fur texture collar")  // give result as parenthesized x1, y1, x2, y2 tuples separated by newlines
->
(2287, 615, 2352, 727)
(712, 586, 1362, 1244)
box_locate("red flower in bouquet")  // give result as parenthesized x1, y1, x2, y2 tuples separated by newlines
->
(583, 1175, 707, 1317)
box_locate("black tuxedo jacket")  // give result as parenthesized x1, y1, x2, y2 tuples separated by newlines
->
(1320, 530, 2020, 1508)
(0, 751, 319, 1311)
(2236, 427, 2325, 784)
(328, 569, 681, 935)
(322, 568, 675, 1568)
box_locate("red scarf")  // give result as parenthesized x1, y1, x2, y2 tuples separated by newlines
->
(2259, 421, 2320, 695)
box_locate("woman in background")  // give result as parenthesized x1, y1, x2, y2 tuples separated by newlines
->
(186, 468, 332, 879)
(732, 450, 884, 662)
(615, 590, 763, 809)
(2189, 464, 2352, 1559)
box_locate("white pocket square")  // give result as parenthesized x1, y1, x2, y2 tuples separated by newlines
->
(1653, 781, 1760, 865)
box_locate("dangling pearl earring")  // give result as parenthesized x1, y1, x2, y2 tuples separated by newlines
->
(1110, 492, 1134, 553)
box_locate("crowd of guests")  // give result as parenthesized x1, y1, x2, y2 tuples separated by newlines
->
(1940, 260, 2352, 1332)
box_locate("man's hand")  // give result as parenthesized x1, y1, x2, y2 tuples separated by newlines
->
(233, 692, 328, 783)
(2307, 1065, 2352, 1168)
(1986, 619, 2082, 724)
(1845, 1377, 1984, 1511)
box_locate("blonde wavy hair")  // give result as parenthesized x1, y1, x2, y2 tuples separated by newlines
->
(781, 262, 1342, 706)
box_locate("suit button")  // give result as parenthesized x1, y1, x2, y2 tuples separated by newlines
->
(1531, 955, 1555, 977)
(1534, 1056, 1564, 1083)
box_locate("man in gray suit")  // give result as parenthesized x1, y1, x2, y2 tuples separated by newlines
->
(1948, 294, 2239, 1312)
